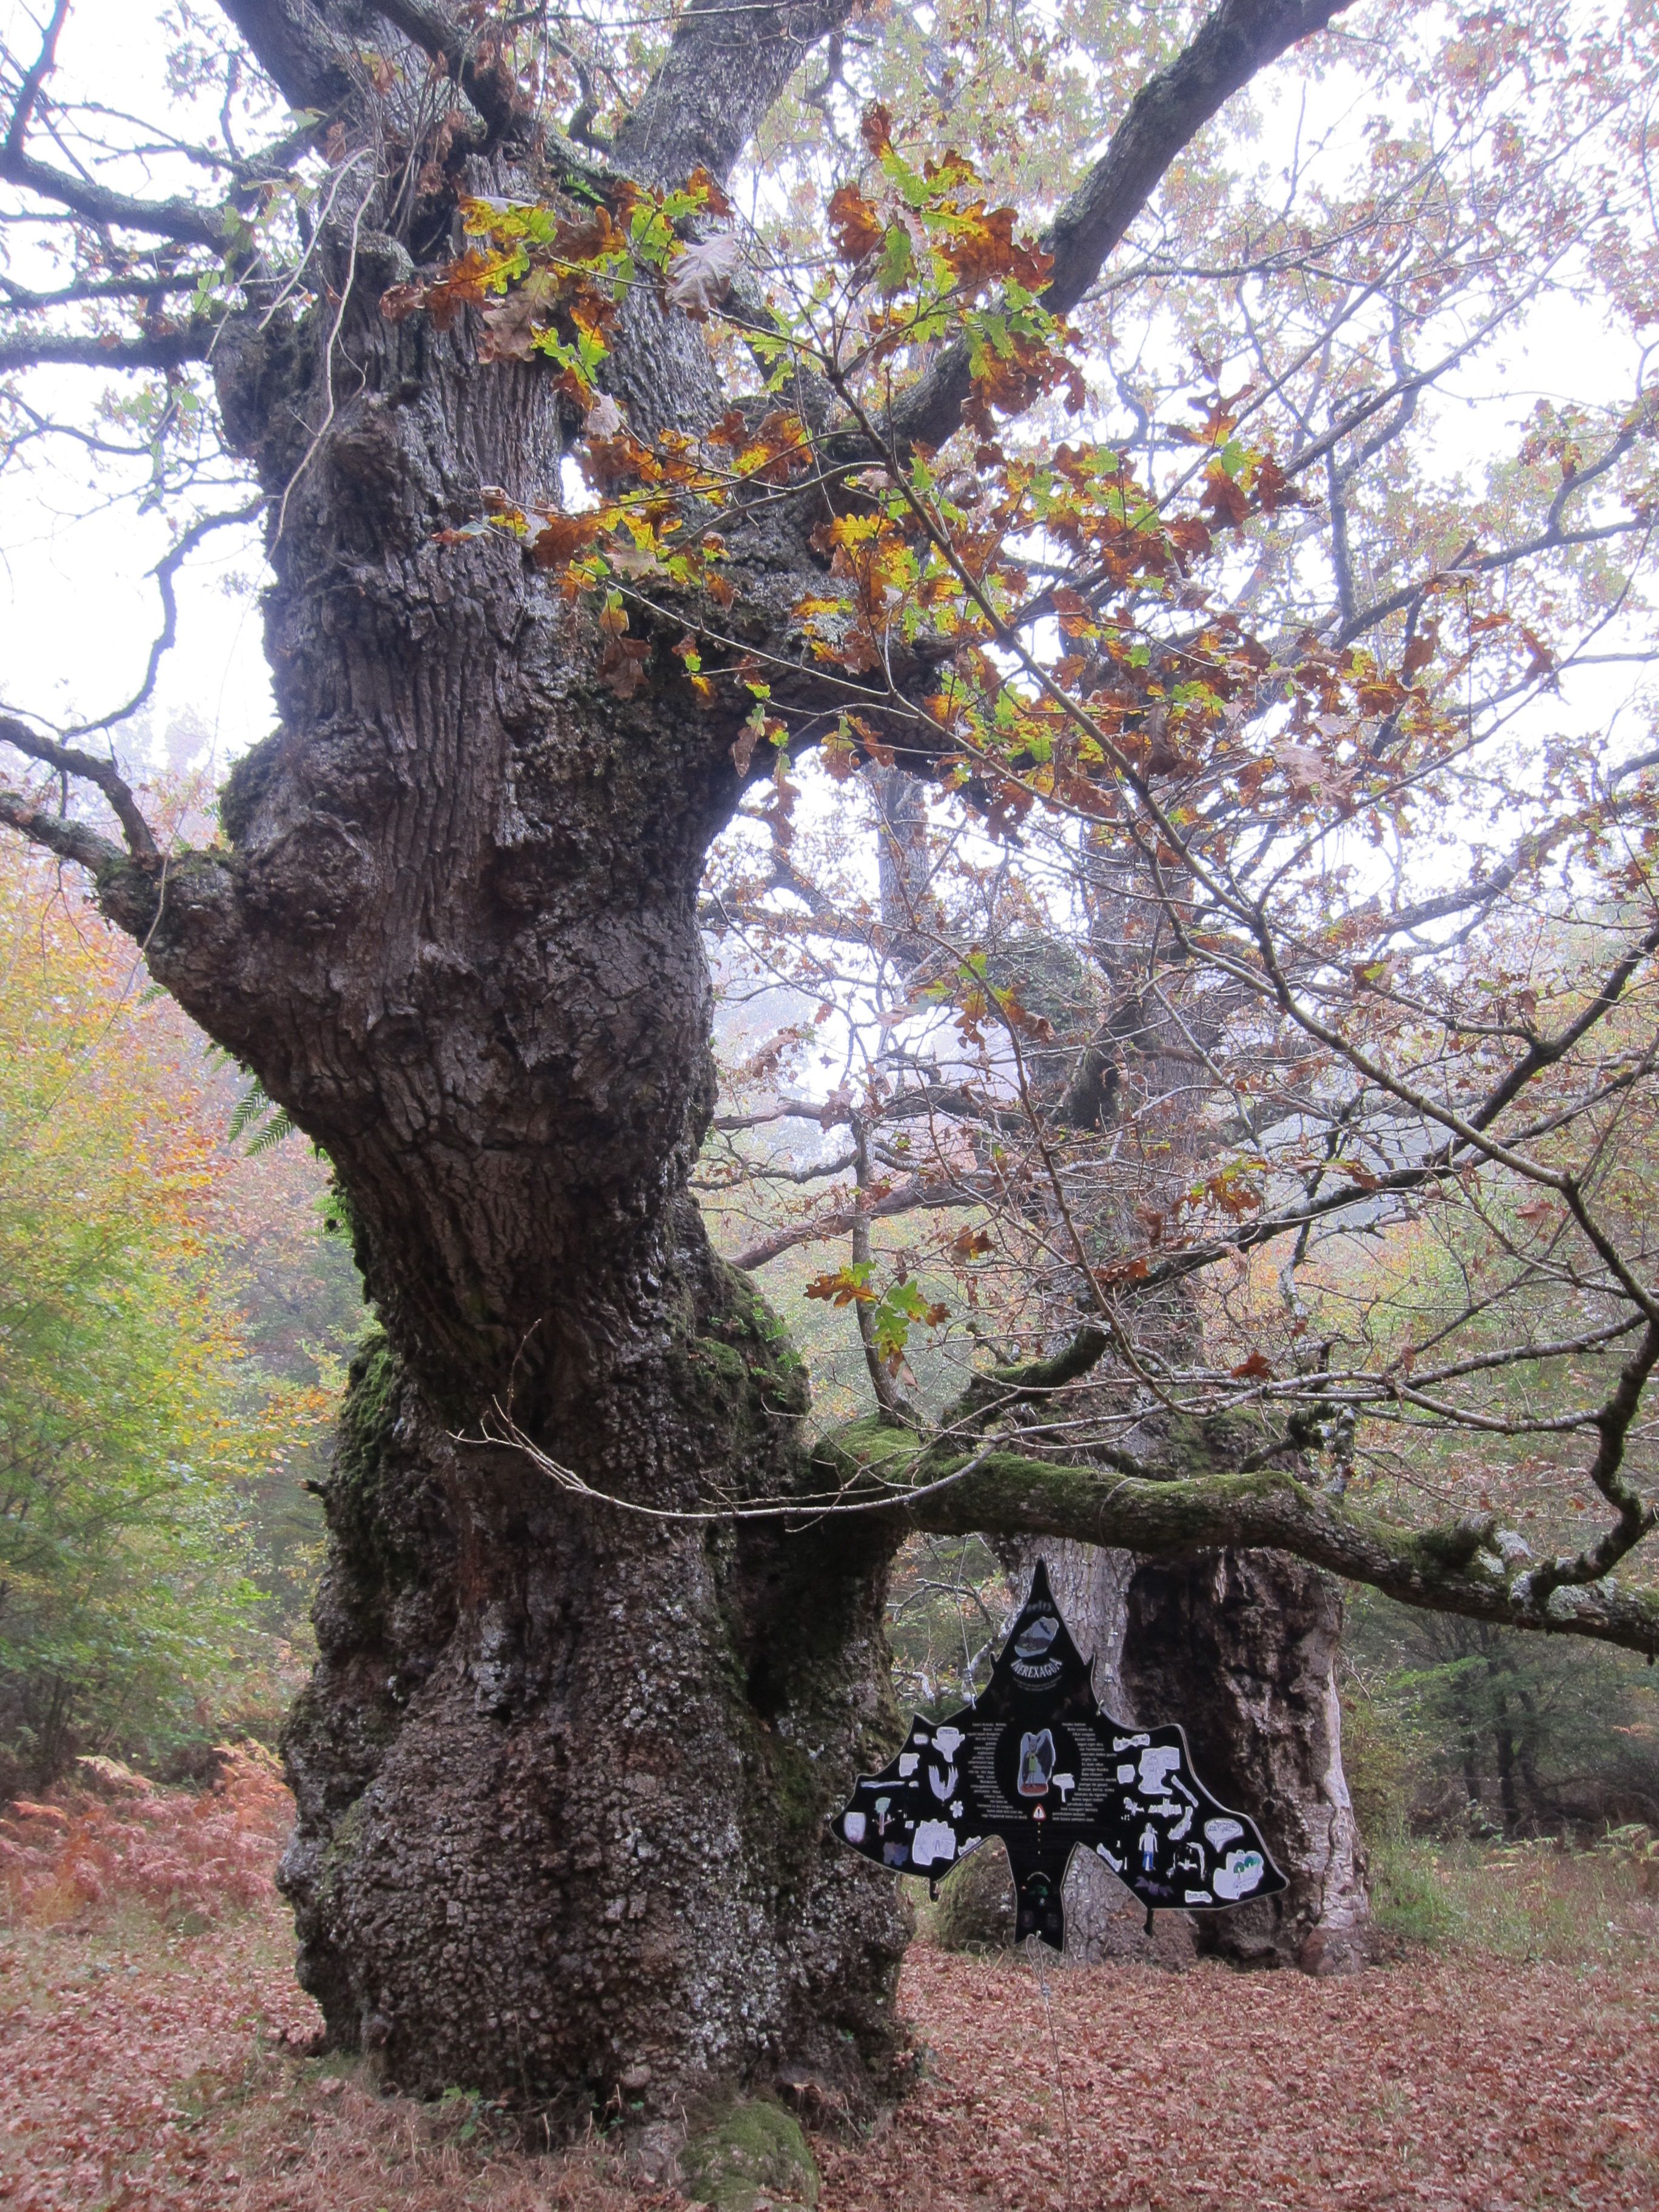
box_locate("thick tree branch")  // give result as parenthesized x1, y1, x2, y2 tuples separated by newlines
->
(0, 143, 234, 249)
(216, 0, 372, 113)
(370, 0, 526, 138)
(0, 271, 201, 309)
(0, 781, 125, 873)
(614, 0, 857, 186)
(0, 715, 158, 862)
(942, 1323, 1111, 1433)
(0, 324, 215, 374)
(815, 1419, 1659, 1658)
(889, 0, 1355, 453)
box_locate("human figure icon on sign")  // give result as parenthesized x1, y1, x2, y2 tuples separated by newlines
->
(1017, 1728, 1056, 1797)
(1139, 1822, 1159, 1873)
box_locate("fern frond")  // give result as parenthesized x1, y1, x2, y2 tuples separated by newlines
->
(247, 1108, 297, 1156)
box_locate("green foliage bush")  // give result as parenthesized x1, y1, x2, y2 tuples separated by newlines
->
(0, 858, 298, 1789)
(1342, 1588, 1659, 1844)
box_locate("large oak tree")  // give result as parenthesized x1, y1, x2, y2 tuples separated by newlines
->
(5, 0, 1659, 2130)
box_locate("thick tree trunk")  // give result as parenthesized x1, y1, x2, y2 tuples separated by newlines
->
(281, 1273, 910, 2119)
(105, 191, 913, 2124)
(1123, 1550, 1370, 1974)
(1002, 1540, 1369, 1972)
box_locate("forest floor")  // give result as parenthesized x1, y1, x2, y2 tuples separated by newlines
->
(2, 1758, 1657, 2212)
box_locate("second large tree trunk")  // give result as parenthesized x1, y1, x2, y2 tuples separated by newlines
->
(1004, 1539, 1370, 1972)
(1122, 1550, 1370, 1974)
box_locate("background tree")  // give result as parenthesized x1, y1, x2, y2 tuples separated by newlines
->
(0, 842, 312, 1791)
(4, 0, 1659, 2133)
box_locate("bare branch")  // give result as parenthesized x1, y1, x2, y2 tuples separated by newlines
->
(730, 1172, 976, 1269)
(0, 270, 201, 309)
(64, 498, 263, 739)
(0, 144, 234, 248)
(4, 0, 70, 163)
(0, 715, 158, 862)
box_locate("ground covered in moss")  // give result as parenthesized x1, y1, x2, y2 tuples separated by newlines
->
(2, 1772, 1656, 2211)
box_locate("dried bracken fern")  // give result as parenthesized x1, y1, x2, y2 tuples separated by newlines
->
(0, 1742, 289, 1925)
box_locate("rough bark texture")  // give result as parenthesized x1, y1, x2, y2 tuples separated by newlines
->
(282, 1304, 910, 2122)
(1122, 1550, 1370, 1974)
(114, 107, 912, 2126)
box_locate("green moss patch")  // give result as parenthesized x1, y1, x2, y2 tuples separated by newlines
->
(681, 2099, 819, 2211)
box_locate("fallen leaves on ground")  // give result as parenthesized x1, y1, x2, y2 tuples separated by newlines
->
(2, 1774, 1656, 2210)
(823, 1942, 1659, 2212)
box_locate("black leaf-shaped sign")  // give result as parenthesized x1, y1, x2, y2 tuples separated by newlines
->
(831, 1561, 1286, 1949)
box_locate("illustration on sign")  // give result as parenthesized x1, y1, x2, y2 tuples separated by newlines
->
(830, 1560, 1286, 1948)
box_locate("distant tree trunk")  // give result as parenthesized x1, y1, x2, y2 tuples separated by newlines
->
(1000, 1539, 1368, 1971)
(1122, 1552, 1370, 1973)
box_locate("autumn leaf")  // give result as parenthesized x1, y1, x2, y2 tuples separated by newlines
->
(530, 512, 601, 569)
(1231, 1350, 1275, 1381)
(685, 165, 734, 218)
(731, 705, 786, 777)
(805, 1264, 878, 1306)
(1201, 464, 1250, 527)
(598, 633, 650, 698)
(860, 102, 894, 156)
(477, 267, 564, 362)
(876, 222, 916, 293)
(665, 232, 741, 316)
(828, 183, 885, 263)
(939, 204, 1052, 293)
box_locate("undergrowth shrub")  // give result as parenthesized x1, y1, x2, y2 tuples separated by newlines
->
(1367, 1829, 1659, 1960)
(0, 1740, 289, 1925)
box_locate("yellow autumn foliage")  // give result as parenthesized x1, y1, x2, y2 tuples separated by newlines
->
(0, 847, 293, 1785)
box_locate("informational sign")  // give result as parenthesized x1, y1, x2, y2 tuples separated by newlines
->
(831, 1561, 1286, 1948)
